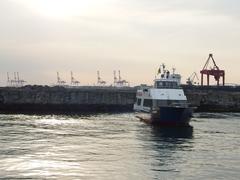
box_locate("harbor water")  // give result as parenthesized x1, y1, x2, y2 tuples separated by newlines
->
(0, 113, 239, 179)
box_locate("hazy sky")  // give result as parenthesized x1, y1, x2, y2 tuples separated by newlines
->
(0, 0, 240, 86)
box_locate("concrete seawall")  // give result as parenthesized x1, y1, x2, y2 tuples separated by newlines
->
(0, 85, 240, 114)
(0, 86, 136, 114)
(183, 85, 240, 112)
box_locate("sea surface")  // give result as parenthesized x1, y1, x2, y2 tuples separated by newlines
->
(0, 113, 239, 180)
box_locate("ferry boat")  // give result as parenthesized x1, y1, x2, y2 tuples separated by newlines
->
(134, 64, 193, 126)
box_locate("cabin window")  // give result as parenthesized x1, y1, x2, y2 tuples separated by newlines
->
(155, 81, 178, 88)
(137, 98, 141, 106)
(155, 100, 187, 106)
(143, 99, 152, 107)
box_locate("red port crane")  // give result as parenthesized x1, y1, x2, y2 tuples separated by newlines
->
(200, 54, 225, 86)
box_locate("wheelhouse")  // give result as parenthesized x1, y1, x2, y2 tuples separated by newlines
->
(154, 80, 178, 89)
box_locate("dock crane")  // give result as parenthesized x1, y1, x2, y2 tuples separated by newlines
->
(70, 71, 80, 86)
(200, 54, 225, 86)
(97, 71, 106, 86)
(186, 72, 199, 85)
(7, 72, 26, 87)
(57, 72, 66, 86)
(17, 72, 26, 86)
(113, 70, 129, 87)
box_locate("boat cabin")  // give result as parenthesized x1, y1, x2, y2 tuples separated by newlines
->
(133, 66, 188, 112)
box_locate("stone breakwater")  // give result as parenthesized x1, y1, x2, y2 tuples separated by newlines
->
(0, 86, 136, 114)
(183, 85, 240, 112)
(0, 85, 239, 114)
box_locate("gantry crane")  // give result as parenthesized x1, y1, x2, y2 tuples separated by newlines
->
(200, 54, 225, 86)
(97, 71, 106, 86)
(57, 72, 66, 86)
(70, 71, 80, 86)
(113, 70, 129, 87)
(186, 72, 199, 85)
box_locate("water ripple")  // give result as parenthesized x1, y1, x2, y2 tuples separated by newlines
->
(0, 113, 239, 179)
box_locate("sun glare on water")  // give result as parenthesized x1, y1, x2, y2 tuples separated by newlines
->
(17, 0, 97, 19)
